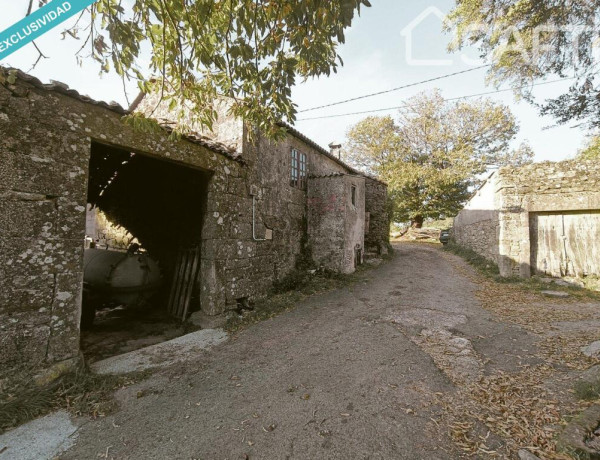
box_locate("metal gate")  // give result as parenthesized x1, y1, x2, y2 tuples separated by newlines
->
(530, 211, 600, 277)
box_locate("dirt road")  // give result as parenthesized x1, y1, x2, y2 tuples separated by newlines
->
(61, 243, 598, 459)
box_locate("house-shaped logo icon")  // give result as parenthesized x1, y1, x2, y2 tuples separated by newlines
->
(400, 6, 453, 66)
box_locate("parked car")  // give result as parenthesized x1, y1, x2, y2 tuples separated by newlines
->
(439, 229, 451, 245)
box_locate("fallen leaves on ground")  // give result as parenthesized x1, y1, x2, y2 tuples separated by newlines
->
(434, 252, 600, 458)
(438, 363, 590, 459)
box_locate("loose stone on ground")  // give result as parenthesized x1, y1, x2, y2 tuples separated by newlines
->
(541, 290, 570, 298)
(0, 411, 78, 460)
(90, 329, 228, 375)
(582, 341, 600, 359)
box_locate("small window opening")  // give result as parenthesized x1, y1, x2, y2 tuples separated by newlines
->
(290, 149, 307, 189)
(290, 149, 298, 187)
(355, 244, 363, 267)
(351, 185, 357, 206)
(299, 152, 307, 189)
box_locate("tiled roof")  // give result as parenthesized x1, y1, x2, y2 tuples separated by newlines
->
(11, 67, 129, 114)
(4, 67, 385, 178)
(309, 172, 346, 178)
(278, 121, 386, 185)
(3, 67, 244, 164)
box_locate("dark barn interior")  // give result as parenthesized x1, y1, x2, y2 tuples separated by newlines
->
(82, 142, 211, 361)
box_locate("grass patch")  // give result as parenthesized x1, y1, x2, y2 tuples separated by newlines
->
(581, 276, 600, 293)
(443, 241, 600, 300)
(443, 241, 500, 277)
(574, 380, 600, 401)
(0, 365, 148, 434)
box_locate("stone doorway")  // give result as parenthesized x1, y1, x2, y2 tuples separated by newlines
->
(81, 141, 211, 363)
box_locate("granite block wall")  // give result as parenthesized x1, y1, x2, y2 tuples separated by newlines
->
(0, 70, 388, 385)
(364, 177, 390, 254)
(453, 161, 600, 277)
(308, 174, 365, 274)
(452, 173, 501, 265)
(0, 73, 242, 383)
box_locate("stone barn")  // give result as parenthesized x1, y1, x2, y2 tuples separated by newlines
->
(0, 68, 389, 385)
(452, 161, 600, 278)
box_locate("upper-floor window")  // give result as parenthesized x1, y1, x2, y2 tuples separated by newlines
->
(351, 185, 357, 206)
(291, 148, 307, 189)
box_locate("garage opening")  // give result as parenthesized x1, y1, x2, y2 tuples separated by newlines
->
(82, 141, 211, 362)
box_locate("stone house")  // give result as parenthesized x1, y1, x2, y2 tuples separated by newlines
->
(452, 161, 600, 278)
(0, 69, 389, 384)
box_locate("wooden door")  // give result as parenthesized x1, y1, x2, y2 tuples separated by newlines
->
(167, 246, 201, 320)
(530, 211, 600, 277)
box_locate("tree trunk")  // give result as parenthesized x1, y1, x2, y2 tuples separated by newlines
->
(411, 215, 424, 228)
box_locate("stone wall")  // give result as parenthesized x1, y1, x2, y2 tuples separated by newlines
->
(452, 173, 501, 264)
(452, 161, 600, 277)
(0, 73, 243, 384)
(134, 92, 244, 153)
(209, 125, 352, 308)
(85, 206, 137, 250)
(0, 70, 387, 384)
(364, 177, 390, 254)
(307, 176, 346, 272)
(496, 160, 600, 277)
(307, 174, 365, 273)
(343, 175, 366, 273)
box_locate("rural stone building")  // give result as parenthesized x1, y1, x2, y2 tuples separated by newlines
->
(452, 161, 600, 278)
(0, 68, 388, 385)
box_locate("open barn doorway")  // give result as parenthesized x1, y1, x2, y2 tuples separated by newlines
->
(81, 141, 211, 362)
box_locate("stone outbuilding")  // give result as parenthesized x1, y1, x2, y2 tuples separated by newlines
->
(452, 161, 600, 278)
(0, 68, 389, 385)
(307, 173, 366, 274)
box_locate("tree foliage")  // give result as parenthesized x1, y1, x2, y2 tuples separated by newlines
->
(42, 0, 370, 138)
(578, 136, 600, 159)
(346, 91, 533, 226)
(447, 0, 600, 129)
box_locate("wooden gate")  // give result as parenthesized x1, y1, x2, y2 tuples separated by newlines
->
(167, 246, 201, 320)
(530, 211, 600, 277)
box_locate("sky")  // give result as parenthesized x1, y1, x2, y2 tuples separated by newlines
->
(1, 0, 590, 162)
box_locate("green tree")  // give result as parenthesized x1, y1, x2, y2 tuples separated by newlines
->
(578, 136, 600, 159)
(447, 0, 600, 129)
(24, 0, 370, 138)
(346, 91, 533, 227)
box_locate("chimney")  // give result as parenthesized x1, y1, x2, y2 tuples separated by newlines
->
(328, 142, 342, 159)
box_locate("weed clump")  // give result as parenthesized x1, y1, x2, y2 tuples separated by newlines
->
(443, 241, 500, 277)
(0, 365, 148, 434)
